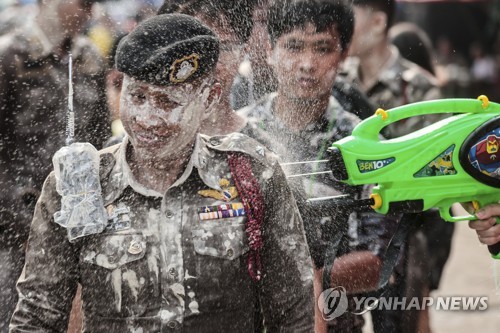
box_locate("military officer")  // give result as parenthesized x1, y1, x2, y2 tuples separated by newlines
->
(10, 14, 314, 333)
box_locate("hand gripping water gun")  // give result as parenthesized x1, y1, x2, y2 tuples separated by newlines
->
(327, 96, 500, 258)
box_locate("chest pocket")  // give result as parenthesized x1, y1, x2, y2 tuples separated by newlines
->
(191, 218, 249, 260)
(81, 233, 147, 270)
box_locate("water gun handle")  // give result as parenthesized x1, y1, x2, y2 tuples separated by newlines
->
(353, 97, 492, 141)
(488, 218, 500, 259)
(488, 243, 500, 258)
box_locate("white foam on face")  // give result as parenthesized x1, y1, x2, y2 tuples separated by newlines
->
(120, 76, 214, 160)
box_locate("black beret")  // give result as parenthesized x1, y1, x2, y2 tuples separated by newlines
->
(116, 14, 219, 86)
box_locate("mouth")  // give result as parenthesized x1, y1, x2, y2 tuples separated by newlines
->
(297, 77, 318, 88)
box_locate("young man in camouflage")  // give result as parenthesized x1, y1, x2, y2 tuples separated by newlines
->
(341, 0, 442, 137)
(10, 14, 314, 332)
(341, 1, 448, 332)
(0, 0, 109, 329)
(239, 1, 399, 332)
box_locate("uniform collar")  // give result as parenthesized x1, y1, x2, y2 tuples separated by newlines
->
(103, 135, 225, 204)
(342, 46, 402, 93)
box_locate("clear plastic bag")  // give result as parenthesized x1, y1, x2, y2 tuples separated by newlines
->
(52, 142, 108, 241)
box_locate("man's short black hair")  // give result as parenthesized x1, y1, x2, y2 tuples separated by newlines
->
(158, 0, 258, 43)
(352, 0, 395, 29)
(267, 0, 354, 52)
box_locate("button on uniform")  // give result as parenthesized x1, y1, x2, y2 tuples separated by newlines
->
(128, 241, 143, 255)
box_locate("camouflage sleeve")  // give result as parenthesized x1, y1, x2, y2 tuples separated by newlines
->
(258, 162, 315, 332)
(10, 173, 79, 333)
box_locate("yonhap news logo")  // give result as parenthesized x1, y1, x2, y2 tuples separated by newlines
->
(318, 287, 488, 320)
(317, 286, 349, 320)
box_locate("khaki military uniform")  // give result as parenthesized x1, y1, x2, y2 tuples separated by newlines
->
(340, 46, 443, 137)
(0, 19, 109, 329)
(10, 133, 314, 333)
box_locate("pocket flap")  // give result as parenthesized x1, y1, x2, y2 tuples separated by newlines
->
(192, 219, 249, 260)
(82, 233, 146, 270)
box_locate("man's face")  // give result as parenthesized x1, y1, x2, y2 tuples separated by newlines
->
(120, 76, 211, 158)
(197, 16, 243, 104)
(349, 6, 384, 57)
(57, 0, 93, 37)
(270, 23, 345, 101)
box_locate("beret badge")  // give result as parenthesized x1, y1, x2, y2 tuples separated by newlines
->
(169, 53, 200, 83)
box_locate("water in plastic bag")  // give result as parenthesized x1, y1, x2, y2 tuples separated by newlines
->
(52, 142, 108, 241)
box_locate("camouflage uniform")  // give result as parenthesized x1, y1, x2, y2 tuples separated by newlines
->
(0, 20, 109, 330)
(341, 46, 451, 333)
(10, 133, 314, 333)
(340, 46, 443, 137)
(239, 93, 399, 333)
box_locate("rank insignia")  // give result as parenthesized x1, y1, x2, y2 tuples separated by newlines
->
(169, 53, 199, 83)
(105, 203, 131, 232)
(197, 202, 246, 221)
(198, 178, 238, 202)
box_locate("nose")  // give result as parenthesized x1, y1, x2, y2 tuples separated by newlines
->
(298, 51, 315, 73)
(132, 113, 161, 129)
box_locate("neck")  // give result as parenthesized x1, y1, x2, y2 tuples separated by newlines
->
(358, 39, 392, 90)
(202, 100, 246, 135)
(128, 143, 194, 194)
(274, 93, 330, 131)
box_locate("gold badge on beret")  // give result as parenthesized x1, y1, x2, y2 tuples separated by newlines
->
(169, 53, 200, 83)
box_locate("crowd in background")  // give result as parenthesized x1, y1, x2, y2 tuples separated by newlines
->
(0, 1, 499, 333)
(1, 0, 500, 105)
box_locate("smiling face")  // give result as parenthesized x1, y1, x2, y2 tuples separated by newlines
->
(269, 23, 346, 102)
(120, 75, 214, 160)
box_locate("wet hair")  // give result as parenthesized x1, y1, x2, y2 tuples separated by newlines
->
(352, 0, 395, 29)
(157, 0, 258, 43)
(389, 22, 436, 75)
(267, 0, 354, 52)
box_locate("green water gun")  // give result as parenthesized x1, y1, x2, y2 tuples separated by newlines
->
(327, 96, 500, 258)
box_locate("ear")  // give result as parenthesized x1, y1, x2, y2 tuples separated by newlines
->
(372, 11, 388, 35)
(203, 82, 221, 118)
(266, 46, 276, 67)
(340, 46, 349, 62)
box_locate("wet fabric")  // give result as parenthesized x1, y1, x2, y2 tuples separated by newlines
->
(10, 133, 314, 332)
(340, 46, 444, 137)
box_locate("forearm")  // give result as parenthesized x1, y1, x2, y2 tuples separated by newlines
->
(329, 251, 381, 294)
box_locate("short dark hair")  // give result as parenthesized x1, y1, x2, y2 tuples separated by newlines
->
(267, 0, 354, 52)
(352, 0, 395, 29)
(158, 0, 258, 43)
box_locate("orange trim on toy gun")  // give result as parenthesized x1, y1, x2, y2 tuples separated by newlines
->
(328, 96, 500, 259)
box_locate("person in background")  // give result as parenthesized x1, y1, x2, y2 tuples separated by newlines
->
(157, 0, 257, 136)
(240, 1, 400, 331)
(342, 1, 446, 332)
(231, 0, 376, 120)
(389, 19, 455, 308)
(0, 0, 110, 329)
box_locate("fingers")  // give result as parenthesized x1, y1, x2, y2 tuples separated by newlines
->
(471, 222, 500, 245)
(476, 204, 500, 220)
(469, 217, 496, 231)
